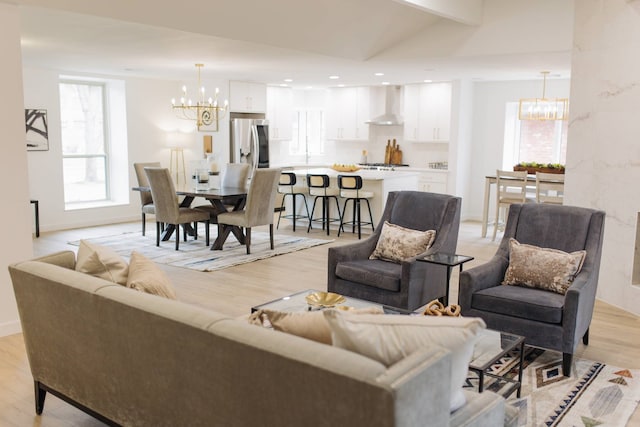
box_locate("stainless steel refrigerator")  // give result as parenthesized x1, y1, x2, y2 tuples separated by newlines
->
(229, 113, 269, 177)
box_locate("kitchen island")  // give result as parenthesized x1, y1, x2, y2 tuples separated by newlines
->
(283, 167, 419, 234)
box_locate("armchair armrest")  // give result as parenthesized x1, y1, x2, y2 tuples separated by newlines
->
(328, 235, 379, 287)
(562, 267, 598, 351)
(459, 255, 508, 311)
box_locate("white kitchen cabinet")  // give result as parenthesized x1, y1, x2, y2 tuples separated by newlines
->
(229, 81, 267, 113)
(326, 87, 370, 141)
(266, 86, 293, 140)
(403, 82, 451, 142)
(418, 171, 448, 194)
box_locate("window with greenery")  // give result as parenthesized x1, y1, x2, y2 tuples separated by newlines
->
(59, 81, 109, 204)
(503, 102, 568, 169)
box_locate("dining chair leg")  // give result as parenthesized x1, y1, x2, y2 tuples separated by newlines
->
(175, 224, 180, 251)
(245, 227, 252, 254)
(193, 222, 198, 240)
(142, 213, 146, 236)
(205, 220, 210, 246)
(269, 224, 274, 250)
(156, 222, 160, 246)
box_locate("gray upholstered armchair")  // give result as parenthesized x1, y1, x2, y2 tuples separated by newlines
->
(459, 203, 605, 376)
(328, 191, 462, 311)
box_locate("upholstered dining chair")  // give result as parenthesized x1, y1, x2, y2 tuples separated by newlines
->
(328, 191, 462, 311)
(459, 203, 605, 376)
(493, 169, 534, 241)
(195, 163, 251, 218)
(216, 168, 282, 254)
(144, 167, 210, 250)
(133, 162, 161, 236)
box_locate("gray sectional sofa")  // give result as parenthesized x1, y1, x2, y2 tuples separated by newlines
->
(9, 251, 506, 426)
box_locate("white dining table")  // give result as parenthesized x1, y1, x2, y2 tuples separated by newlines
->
(480, 174, 564, 238)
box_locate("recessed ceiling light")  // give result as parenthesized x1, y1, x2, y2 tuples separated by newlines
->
(423, 79, 433, 83)
(374, 72, 384, 76)
(284, 78, 293, 82)
(381, 81, 390, 85)
(329, 75, 340, 80)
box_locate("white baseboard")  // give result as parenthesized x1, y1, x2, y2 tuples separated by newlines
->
(0, 319, 22, 337)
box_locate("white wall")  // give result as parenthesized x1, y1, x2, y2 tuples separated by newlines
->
(24, 66, 231, 232)
(0, 3, 34, 336)
(567, 0, 640, 316)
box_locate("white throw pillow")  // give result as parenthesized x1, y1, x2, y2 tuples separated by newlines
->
(323, 310, 486, 412)
(369, 221, 436, 263)
(126, 251, 177, 300)
(75, 240, 128, 285)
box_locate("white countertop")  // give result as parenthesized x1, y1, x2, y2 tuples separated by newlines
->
(292, 167, 420, 181)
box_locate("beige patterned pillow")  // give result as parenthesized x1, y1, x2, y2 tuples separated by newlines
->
(369, 221, 436, 263)
(126, 251, 177, 299)
(502, 238, 586, 295)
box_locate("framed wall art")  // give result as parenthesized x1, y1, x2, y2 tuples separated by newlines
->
(25, 108, 49, 151)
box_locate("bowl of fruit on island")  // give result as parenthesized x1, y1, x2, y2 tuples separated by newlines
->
(331, 163, 361, 172)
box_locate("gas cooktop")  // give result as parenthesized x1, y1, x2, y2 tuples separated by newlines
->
(358, 162, 410, 170)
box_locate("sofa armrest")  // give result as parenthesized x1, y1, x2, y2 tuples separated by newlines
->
(459, 256, 508, 312)
(450, 390, 505, 427)
(28, 250, 76, 270)
(375, 347, 452, 427)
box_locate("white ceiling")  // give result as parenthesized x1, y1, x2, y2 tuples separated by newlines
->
(12, 0, 575, 88)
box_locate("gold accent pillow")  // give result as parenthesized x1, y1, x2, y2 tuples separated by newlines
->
(502, 238, 586, 295)
(323, 310, 486, 412)
(75, 240, 128, 285)
(248, 306, 384, 345)
(126, 251, 177, 300)
(369, 221, 436, 263)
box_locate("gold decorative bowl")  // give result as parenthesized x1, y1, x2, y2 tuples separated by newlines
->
(305, 291, 346, 307)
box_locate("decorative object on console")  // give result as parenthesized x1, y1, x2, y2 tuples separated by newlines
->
(518, 71, 569, 121)
(171, 64, 228, 131)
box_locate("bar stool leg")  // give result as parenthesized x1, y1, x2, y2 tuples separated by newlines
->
(292, 193, 297, 232)
(365, 198, 375, 232)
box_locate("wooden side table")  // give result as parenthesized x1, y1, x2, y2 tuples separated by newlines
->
(417, 253, 474, 305)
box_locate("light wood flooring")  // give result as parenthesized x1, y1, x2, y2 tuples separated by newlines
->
(1, 219, 639, 426)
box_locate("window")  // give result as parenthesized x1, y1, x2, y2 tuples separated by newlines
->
(503, 102, 568, 168)
(290, 110, 325, 159)
(59, 81, 109, 203)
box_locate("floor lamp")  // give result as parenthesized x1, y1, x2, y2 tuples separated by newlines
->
(170, 148, 186, 186)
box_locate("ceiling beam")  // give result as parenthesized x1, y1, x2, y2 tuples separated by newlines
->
(392, 0, 483, 25)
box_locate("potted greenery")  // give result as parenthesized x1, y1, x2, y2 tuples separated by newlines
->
(513, 162, 565, 174)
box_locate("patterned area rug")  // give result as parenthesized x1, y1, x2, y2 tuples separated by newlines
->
(70, 230, 332, 272)
(465, 348, 640, 426)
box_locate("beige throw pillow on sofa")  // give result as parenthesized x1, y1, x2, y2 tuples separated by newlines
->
(75, 240, 128, 285)
(323, 310, 485, 412)
(369, 221, 436, 263)
(249, 306, 384, 345)
(502, 238, 586, 295)
(126, 251, 177, 300)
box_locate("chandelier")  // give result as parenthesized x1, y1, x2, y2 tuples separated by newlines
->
(518, 71, 569, 121)
(171, 64, 228, 131)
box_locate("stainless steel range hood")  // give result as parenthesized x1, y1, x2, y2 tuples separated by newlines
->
(366, 85, 404, 126)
